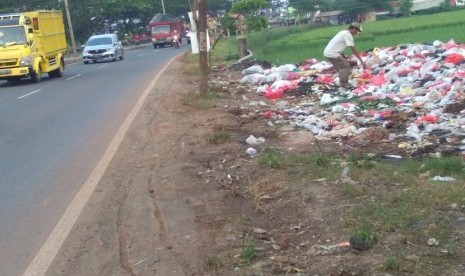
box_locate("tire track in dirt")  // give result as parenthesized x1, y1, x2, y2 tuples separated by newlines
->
(116, 177, 138, 276)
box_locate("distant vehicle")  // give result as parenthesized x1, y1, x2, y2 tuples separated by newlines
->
(82, 34, 124, 64)
(149, 13, 185, 48)
(0, 10, 67, 83)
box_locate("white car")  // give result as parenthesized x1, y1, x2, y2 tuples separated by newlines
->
(82, 34, 124, 64)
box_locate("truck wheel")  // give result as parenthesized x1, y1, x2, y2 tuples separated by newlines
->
(6, 77, 19, 83)
(49, 61, 64, 78)
(31, 66, 42, 83)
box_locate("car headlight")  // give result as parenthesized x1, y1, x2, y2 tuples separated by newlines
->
(83, 49, 88, 54)
(20, 56, 32, 66)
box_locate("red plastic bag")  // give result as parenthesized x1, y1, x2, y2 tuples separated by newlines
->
(316, 74, 334, 84)
(444, 53, 465, 65)
(415, 114, 438, 124)
(264, 87, 285, 99)
(370, 74, 386, 86)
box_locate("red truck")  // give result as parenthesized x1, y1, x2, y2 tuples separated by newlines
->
(149, 13, 185, 48)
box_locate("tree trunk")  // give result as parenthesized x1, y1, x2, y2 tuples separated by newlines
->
(237, 36, 247, 59)
(198, 0, 208, 96)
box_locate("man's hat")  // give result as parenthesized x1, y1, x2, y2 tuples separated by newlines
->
(349, 22, 363, 33)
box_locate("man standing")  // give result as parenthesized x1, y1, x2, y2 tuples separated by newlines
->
(323, 22, 367, 89)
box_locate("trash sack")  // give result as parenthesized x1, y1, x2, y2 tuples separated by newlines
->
(240, 73, 264, 84)
(262, 72, 286, 84)
(275, 64, 297, 73)
(242, 65, 264, 75)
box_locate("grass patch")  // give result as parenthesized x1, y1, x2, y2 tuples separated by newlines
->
(340, 183, 361, 199)
(209, 131, 231, 145)
(240, 238, 256, 265)
(285, 152, 340, 181)
(259, 148, 285, 169)
(383, 255, 401, 272)
(180, 90, 227, 109)
(351, 226, 378, 248)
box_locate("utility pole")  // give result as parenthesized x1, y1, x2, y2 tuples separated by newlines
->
(63, 0, 77, 57)
(161, 0, 166, 14)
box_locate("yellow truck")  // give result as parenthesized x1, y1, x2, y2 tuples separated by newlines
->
(0, 10, 67, 83)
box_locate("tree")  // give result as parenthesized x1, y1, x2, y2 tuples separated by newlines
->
(231, 0, 268, 32)
(400, 0, 413, 16)
(188, 0, 209, 95)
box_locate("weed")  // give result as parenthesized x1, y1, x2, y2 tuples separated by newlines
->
(421, 157, 464, 176)
(341, 184, 359, 199)
(384, 256, 400, 271)
(259, 148, 284, 169)
(181, 91, 216, 109)
(240, 238, 256, 264)
(315, 152, 330, 168)
(351, 226, 378, 247)
(209, 131, 231, 145)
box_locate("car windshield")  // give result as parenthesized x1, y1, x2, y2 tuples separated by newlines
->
(151, 25, 170, 34)
(0, 26, 26, 46)
(86, 37, 113, 46)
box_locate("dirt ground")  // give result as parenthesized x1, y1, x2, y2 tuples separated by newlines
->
(46, 56, 465, 276)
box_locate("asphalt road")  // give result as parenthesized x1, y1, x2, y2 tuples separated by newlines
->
(0, 44, 185, 276)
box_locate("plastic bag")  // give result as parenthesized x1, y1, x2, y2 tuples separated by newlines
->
(370, 73, 386, 86)
(284, 72, 301, 80)
(444, 53, 465, 65)
(242, 65, 264, 75)
(264, 87, 285, 99)
(240, 73, 264, 84)
(275, 64, 297, 72)
(262, 72, 286, 84)
(316, 74, 334, 84)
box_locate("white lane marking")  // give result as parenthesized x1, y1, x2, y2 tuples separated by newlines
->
(97, 65, 109, 69)
(65, 74, 81, 81)
(139, 53, 147, 57)
(23, 54, 181, 276)
(17, 90, 41, 99)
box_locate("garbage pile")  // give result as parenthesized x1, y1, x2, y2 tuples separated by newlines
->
(236, 39, 465, 158)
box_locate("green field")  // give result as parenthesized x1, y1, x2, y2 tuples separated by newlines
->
(241, 9, 465, 65)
